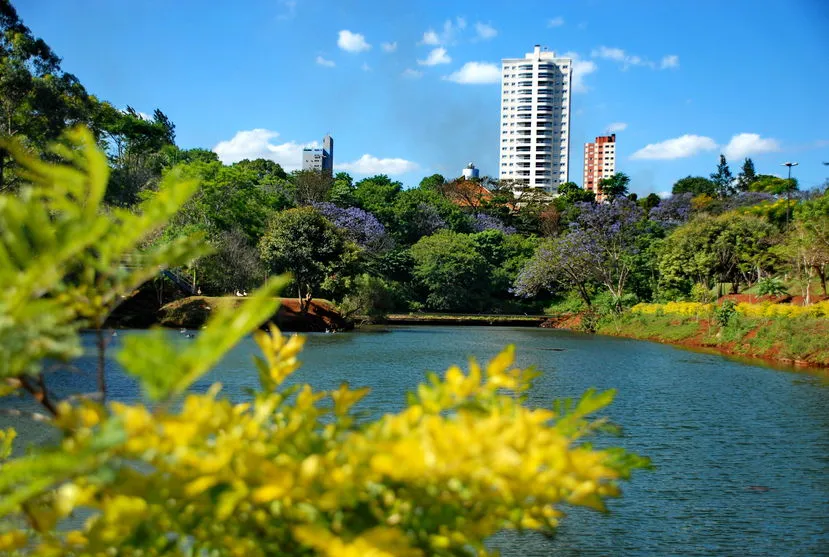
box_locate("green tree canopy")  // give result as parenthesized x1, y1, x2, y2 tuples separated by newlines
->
(557, 181, 596, 204)
(657, 213, 777, 296)
(672, 175, 717, 196)
(328, 171, 356, 206)
(410, 231, 491, 311)
(710, 154, 734, 197)
(259, 207, 350, 311)
(749, 174, 797, 195)
(598, 172, 631, 201)
(736, 158, 757, 191)
(353, 174, 403, 224)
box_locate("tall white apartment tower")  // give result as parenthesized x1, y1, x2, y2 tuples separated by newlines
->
(499, 45, 573, 192)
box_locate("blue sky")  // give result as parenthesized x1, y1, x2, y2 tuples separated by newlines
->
(14, 0, 829, 195)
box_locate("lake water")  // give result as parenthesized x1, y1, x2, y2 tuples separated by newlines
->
(3, 326, 829, 555)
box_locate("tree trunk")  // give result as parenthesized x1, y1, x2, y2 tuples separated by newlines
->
(576, 284, 592, 308)
(0, 150, 5, 192)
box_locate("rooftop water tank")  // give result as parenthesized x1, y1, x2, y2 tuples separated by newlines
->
(462, 162, 479, 180)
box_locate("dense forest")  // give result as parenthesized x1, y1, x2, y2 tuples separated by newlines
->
(3, 0, 828, 324)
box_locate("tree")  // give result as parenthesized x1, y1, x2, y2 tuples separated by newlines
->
(291, 169, 333, 205)
(671, 175, 717, 196)
(710, 154, 734, 198)
(0, 0, 96, 190)
(410, 231, 491, 311)
(557, 181, 596, 204)
(313, 202, 391, 253)
(391, 188, 472, 245)
(328, 171, 355, 206)
(598, 172, 631, 202)
(649, 193, 693, 227)
(166, 159, 292, 243)
(657, 213, 777, 297)
(568, 199, 645, 307)
(736, 158, 757, 191)
(514, 234, 598, 308)
(198, 229, 265, 295)
(749, 174, 793, 194)
(516, 199, 644, 309)
(640, 193, 661, 213)
(418, 173, 447, 191)
(259, 207, 350, 312)
(775, 221, 829, 304)
(353, 174, 403, 224)
(101, 106, 179, 205)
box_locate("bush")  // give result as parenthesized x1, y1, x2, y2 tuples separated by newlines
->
(338, 273, 395, 323)
(0, 129, 648, 555)
(714, 300, 737, 327)
(756, 276, 788, 298)
(690, 282, 713, 303)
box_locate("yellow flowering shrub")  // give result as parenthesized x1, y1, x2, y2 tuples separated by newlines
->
(634, 301, 829, 320)
(0, 130, 648, 555)
(735, 301, 829, 319)
(631, 302, 713, 317)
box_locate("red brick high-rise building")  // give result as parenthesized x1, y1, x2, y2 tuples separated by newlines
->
(583, 134, 616, 201)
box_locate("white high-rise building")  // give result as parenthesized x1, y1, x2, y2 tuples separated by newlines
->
(499, 45, 572, 193)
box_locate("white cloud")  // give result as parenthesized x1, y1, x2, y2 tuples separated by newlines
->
(631, 134, 718, 160)
(337, 30, 371, 53)
(420, 30, 440, 45)
(402, 68, 423, 79)
(593, 46, 627, 62)
(443, 61, 500, 84)
(660, 54, 679, 69)
(277, 0, 297, 20)
(475, 22, 497, 40)
(592, 46, 678, 71)
(338, 154, 419, 175)
(381, 41, 397, 52)
(607, 122, 628, 133)
(213, 129, 315, 170)
(316, 56, 335, 68)
(723, 133, 780, 159)
(658, 191, 672, 199)
(420, 18, 466, 46)
(418, 47, 451, 66)
(562, 51, 597, 93)
(548, 16, 564, 27)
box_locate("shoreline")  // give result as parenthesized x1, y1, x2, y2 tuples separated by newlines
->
(381, 314, 547, 327)
(108, 293, 829, 371)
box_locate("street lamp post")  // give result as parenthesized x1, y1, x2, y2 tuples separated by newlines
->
(782, 162, 798, 229)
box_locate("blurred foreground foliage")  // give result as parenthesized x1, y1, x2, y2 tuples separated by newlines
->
(0, 129, 647, 556)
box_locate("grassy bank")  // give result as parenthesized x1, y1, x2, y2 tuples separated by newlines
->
(156, 296, 351, 332)
(597, 309, 829, 367)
